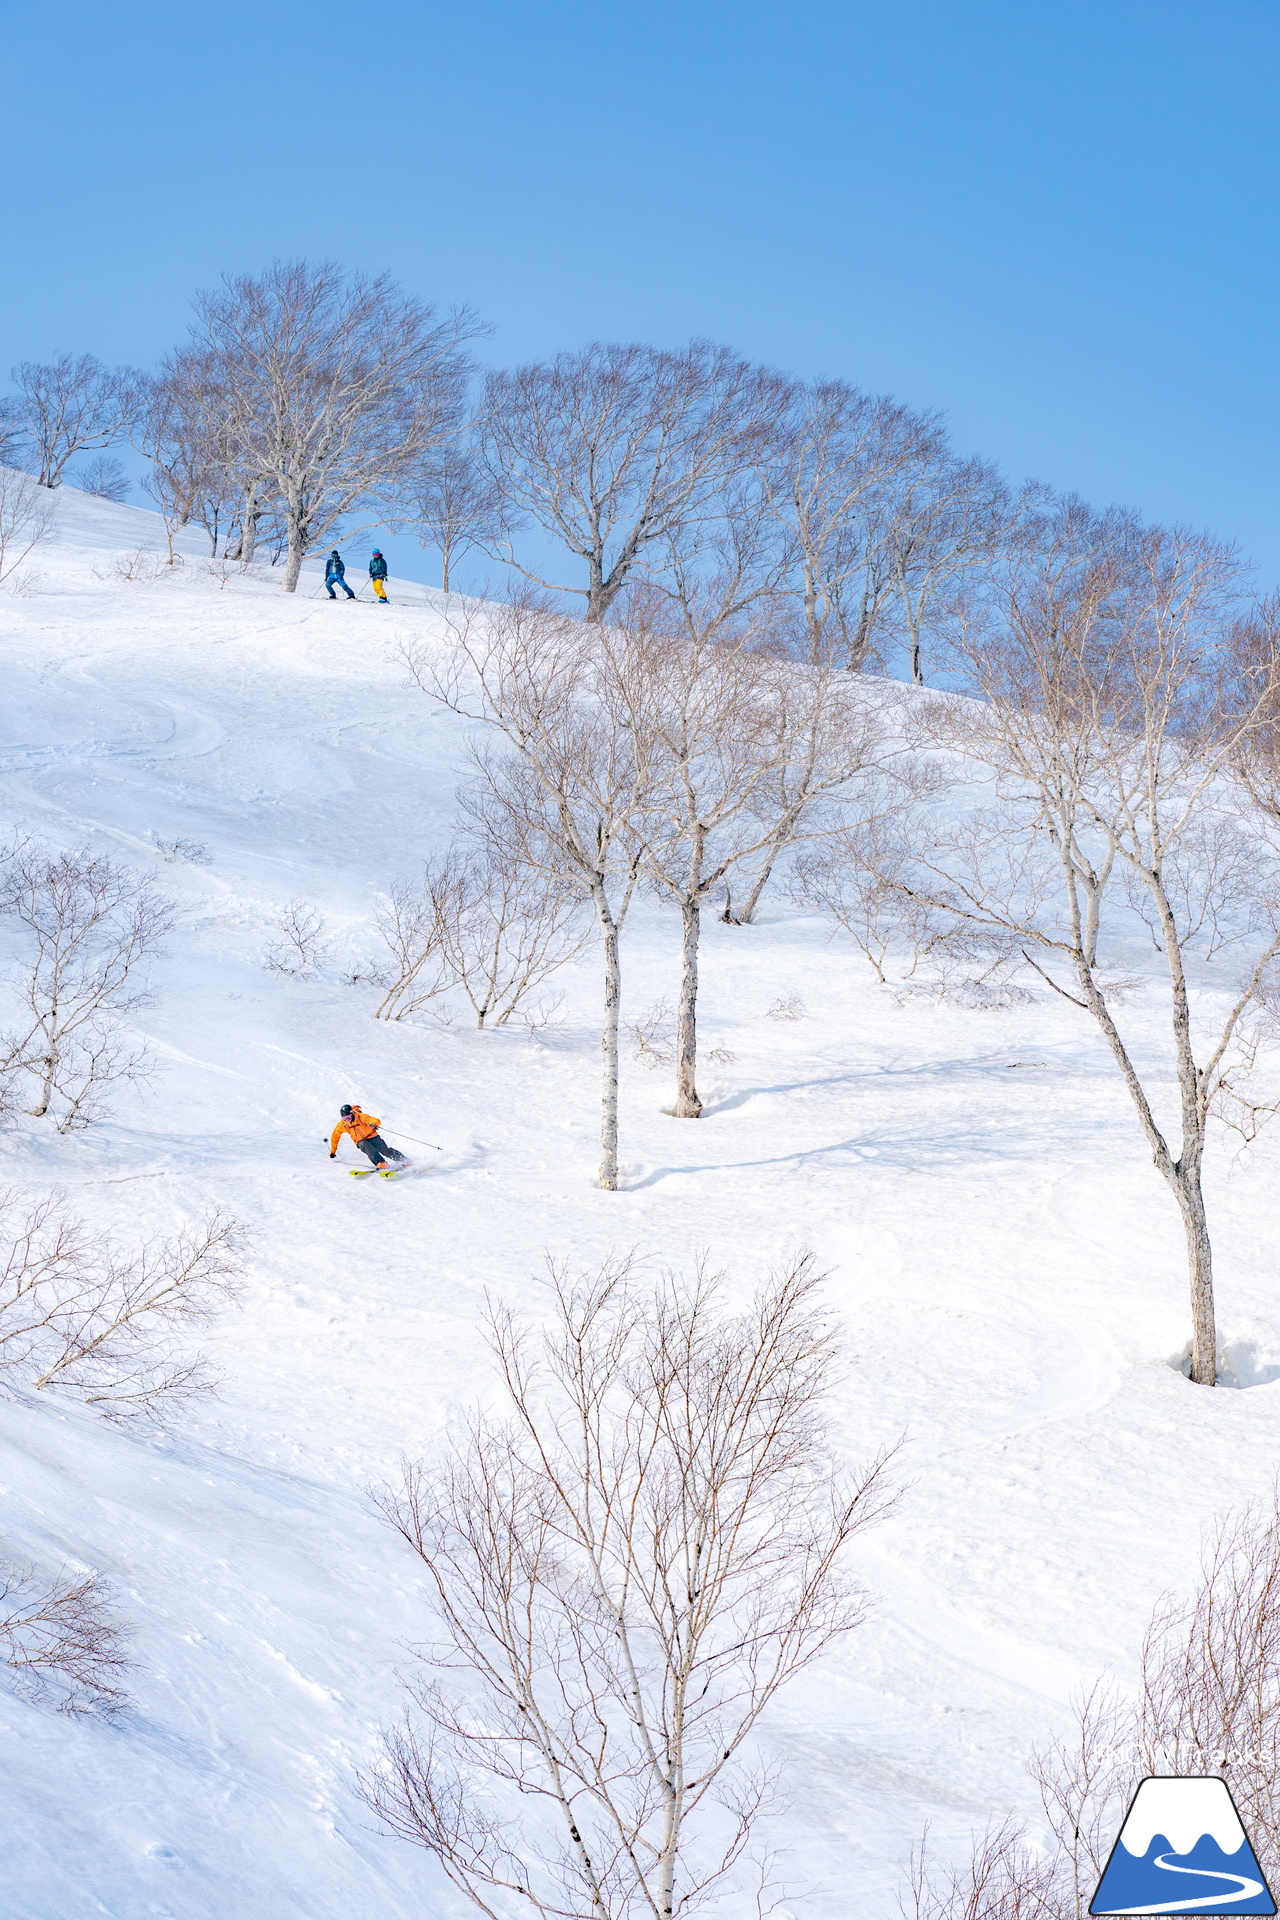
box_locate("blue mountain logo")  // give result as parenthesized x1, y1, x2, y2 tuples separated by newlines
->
(1091, 1777, 1275, 1915)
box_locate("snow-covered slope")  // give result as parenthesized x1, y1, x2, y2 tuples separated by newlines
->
(2, 487, 1279, 1918)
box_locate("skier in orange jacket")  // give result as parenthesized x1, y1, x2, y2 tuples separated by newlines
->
(329, 1104, 408, 1173)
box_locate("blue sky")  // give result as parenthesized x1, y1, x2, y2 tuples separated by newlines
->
(5, 0, 1277, 591)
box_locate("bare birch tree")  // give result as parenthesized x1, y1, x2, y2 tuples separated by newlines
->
(74, 455, 130, 503)
(883, 455, 1010, 686)
(370, 863, 461, 1021)
(363, 1249, 898, 1919)
(406, 598, 656, 1188)
(622, 577, 901, 1115)
(914, 501, 1280, 1384)
(403, 446, 503, 592)
(371, 841, 588, 1028)
(0, 467, 55, 587)
(191, 261, 480, 590)
(8, 354, 142, 489)
(756, 379, 946, 668)
(0, 845, 174, 1130)
(132, 358, 245, 560)
(441, 831, 591, 1029)
(480, 341, 772, 621)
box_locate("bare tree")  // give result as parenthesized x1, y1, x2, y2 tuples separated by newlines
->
(8, 354, 142, 489)
(756, 379, 946, 668)
(403, 446, 503, 592)
(480, 341, 772, 622)
(623, 580, 901, 1115)
(407, 598, 656, 1188)
(793, 811, 944, 985)
(914, 503, 1280, 1384)
(263, 898, 330, 979)
(441, 832, 590, 1029)
(370, 863, 461, 1021)
(0, 400, 28, 470)
(73, 454, 130, 503)
(0, 845, 175, 1130)
(0, 467, 55, 587)
(371, 842, 588, 1028)
(131, 357, 252, 562)
(191, 260, 481, 590)
(0, 1190, 243, 1414)
(363, 1249, 899, 1920)
(0, 1553, 133, 1715)
(883, 455, 1011, 685)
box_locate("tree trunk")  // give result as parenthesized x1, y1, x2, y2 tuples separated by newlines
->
(597, 887, 622, 1189)
(28, 1045, 56, 1117)
(283, 523, 304, 592)
(674, 897, 702, 1118)
(1175, 1166, 1217, 1386)
(238, 484, 260, 564)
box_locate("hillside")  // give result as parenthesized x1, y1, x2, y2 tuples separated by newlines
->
(1, 487, 1279, 1919)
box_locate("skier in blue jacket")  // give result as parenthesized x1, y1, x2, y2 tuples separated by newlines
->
(324, 551, 356, 600)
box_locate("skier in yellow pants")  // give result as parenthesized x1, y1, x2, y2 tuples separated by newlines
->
(369, 550, 389, 602)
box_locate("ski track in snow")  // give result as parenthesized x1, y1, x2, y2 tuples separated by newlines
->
(2, 486, 1280, 1915)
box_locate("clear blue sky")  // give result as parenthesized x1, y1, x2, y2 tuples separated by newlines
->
(6, 0, 1277, 591)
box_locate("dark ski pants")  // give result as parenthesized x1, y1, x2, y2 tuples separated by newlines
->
(357, 1133, 405, 1169)
(326, 578, 356, 599)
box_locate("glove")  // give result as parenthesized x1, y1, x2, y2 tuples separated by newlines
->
(329, 1152, 336, 1159)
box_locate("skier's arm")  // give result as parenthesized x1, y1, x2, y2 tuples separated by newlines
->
(329, 1122, 345, 1156)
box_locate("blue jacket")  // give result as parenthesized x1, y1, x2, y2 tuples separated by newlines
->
(369, 553, 388, 580)
(325, 554, 345, 580)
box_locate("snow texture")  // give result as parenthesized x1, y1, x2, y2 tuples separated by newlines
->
(2, 483, 1280, 1916)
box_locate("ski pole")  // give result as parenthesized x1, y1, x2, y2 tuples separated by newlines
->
(385, 1129, 444, 1152)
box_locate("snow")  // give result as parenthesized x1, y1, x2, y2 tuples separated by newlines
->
(3, 483, 1280, 1915)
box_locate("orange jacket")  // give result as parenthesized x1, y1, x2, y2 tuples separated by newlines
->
(330, 1108, 382, 1153)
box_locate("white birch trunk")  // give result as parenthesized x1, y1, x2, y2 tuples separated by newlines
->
(674, 897, 702, 1118)
(596, 882, 622, 1188)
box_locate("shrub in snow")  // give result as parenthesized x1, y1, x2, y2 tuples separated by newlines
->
(0, 1555, 132, 1716)
(0, 1192, 244, 1416)
(263, 899, 330, 980)
(0, 843, 174, 1131)
(153, 836, 211, 865)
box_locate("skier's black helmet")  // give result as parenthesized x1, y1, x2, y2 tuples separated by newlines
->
(340, 1103, 354, 1117)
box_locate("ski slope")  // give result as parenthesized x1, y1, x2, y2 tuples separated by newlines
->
(2, 485, 1280, 1919)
